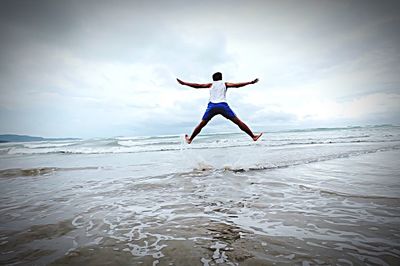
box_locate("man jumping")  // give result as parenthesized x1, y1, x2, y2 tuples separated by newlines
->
(177, 72, 263, 144)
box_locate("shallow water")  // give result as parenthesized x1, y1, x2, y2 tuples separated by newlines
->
(1, 126, 400, 265)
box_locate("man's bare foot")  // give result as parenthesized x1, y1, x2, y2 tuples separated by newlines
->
(185, 134, 192, 144)
(252, 132, 263, 141)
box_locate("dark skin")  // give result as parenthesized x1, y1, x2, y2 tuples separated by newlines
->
(176, 78, 259, 89)
(177, 78, 263, 144)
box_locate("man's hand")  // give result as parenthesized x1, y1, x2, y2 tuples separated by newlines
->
(176, 78, 185, 85)
(251, 78, 259, 84)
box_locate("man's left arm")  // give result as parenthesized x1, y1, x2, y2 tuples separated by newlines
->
(225, 78, 259, 88)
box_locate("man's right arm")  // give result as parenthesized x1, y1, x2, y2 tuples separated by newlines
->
(177, 78, 212, 89)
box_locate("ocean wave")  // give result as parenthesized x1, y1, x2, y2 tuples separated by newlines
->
(4, 142, 394, 179)
(0, 166, 100, 178)
(115, 134, 182, 141)
(298, 185, 400, 200)
(0, 147, 12, 155)
(23, 142, 79, 149)
(117, 140, 180, 147)
(280, 124, 397, 133)
(3, 126, 400, 156)
(5, 138, 400, 155)
(275, 135, 371, 142)
(269, 139, 400, 146)
(220, 145, 400, 173)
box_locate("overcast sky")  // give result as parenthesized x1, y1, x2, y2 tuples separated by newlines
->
(0, 0, 399, 138)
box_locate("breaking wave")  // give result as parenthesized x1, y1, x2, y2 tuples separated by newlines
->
(4, 138, 400, 155)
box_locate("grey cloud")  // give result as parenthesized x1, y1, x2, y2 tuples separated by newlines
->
(0, 0, 235, 97)
(0, 0, 233, 66)
(1, 0, 400, 137)
(252, 1, 400, 90)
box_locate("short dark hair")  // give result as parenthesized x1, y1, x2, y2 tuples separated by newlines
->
(212, 72, 222, 81)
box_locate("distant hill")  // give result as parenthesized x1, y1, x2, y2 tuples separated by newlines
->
(0, 134, 80, 143)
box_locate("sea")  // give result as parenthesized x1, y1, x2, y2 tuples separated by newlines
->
(0, 125, 399, 265)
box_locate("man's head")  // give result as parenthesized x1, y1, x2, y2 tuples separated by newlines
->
(212, 72, 222, 81)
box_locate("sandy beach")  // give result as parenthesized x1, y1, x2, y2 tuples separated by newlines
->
(1, 126, 400, 265)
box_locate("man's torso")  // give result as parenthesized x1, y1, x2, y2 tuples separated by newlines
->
(209, 80, 227, 103)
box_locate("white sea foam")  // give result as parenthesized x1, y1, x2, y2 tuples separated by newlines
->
(23, 142, 78, 149)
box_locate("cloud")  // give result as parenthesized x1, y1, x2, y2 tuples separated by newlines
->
(0, 0, 399, 137)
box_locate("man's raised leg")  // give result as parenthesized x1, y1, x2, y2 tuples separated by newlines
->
(185, 120, 209, 144)
(229, 116, 263, 141)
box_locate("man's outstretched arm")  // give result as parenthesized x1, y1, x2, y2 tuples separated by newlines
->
(177, 78, 212, 89)
(225, 78, 259, 88)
